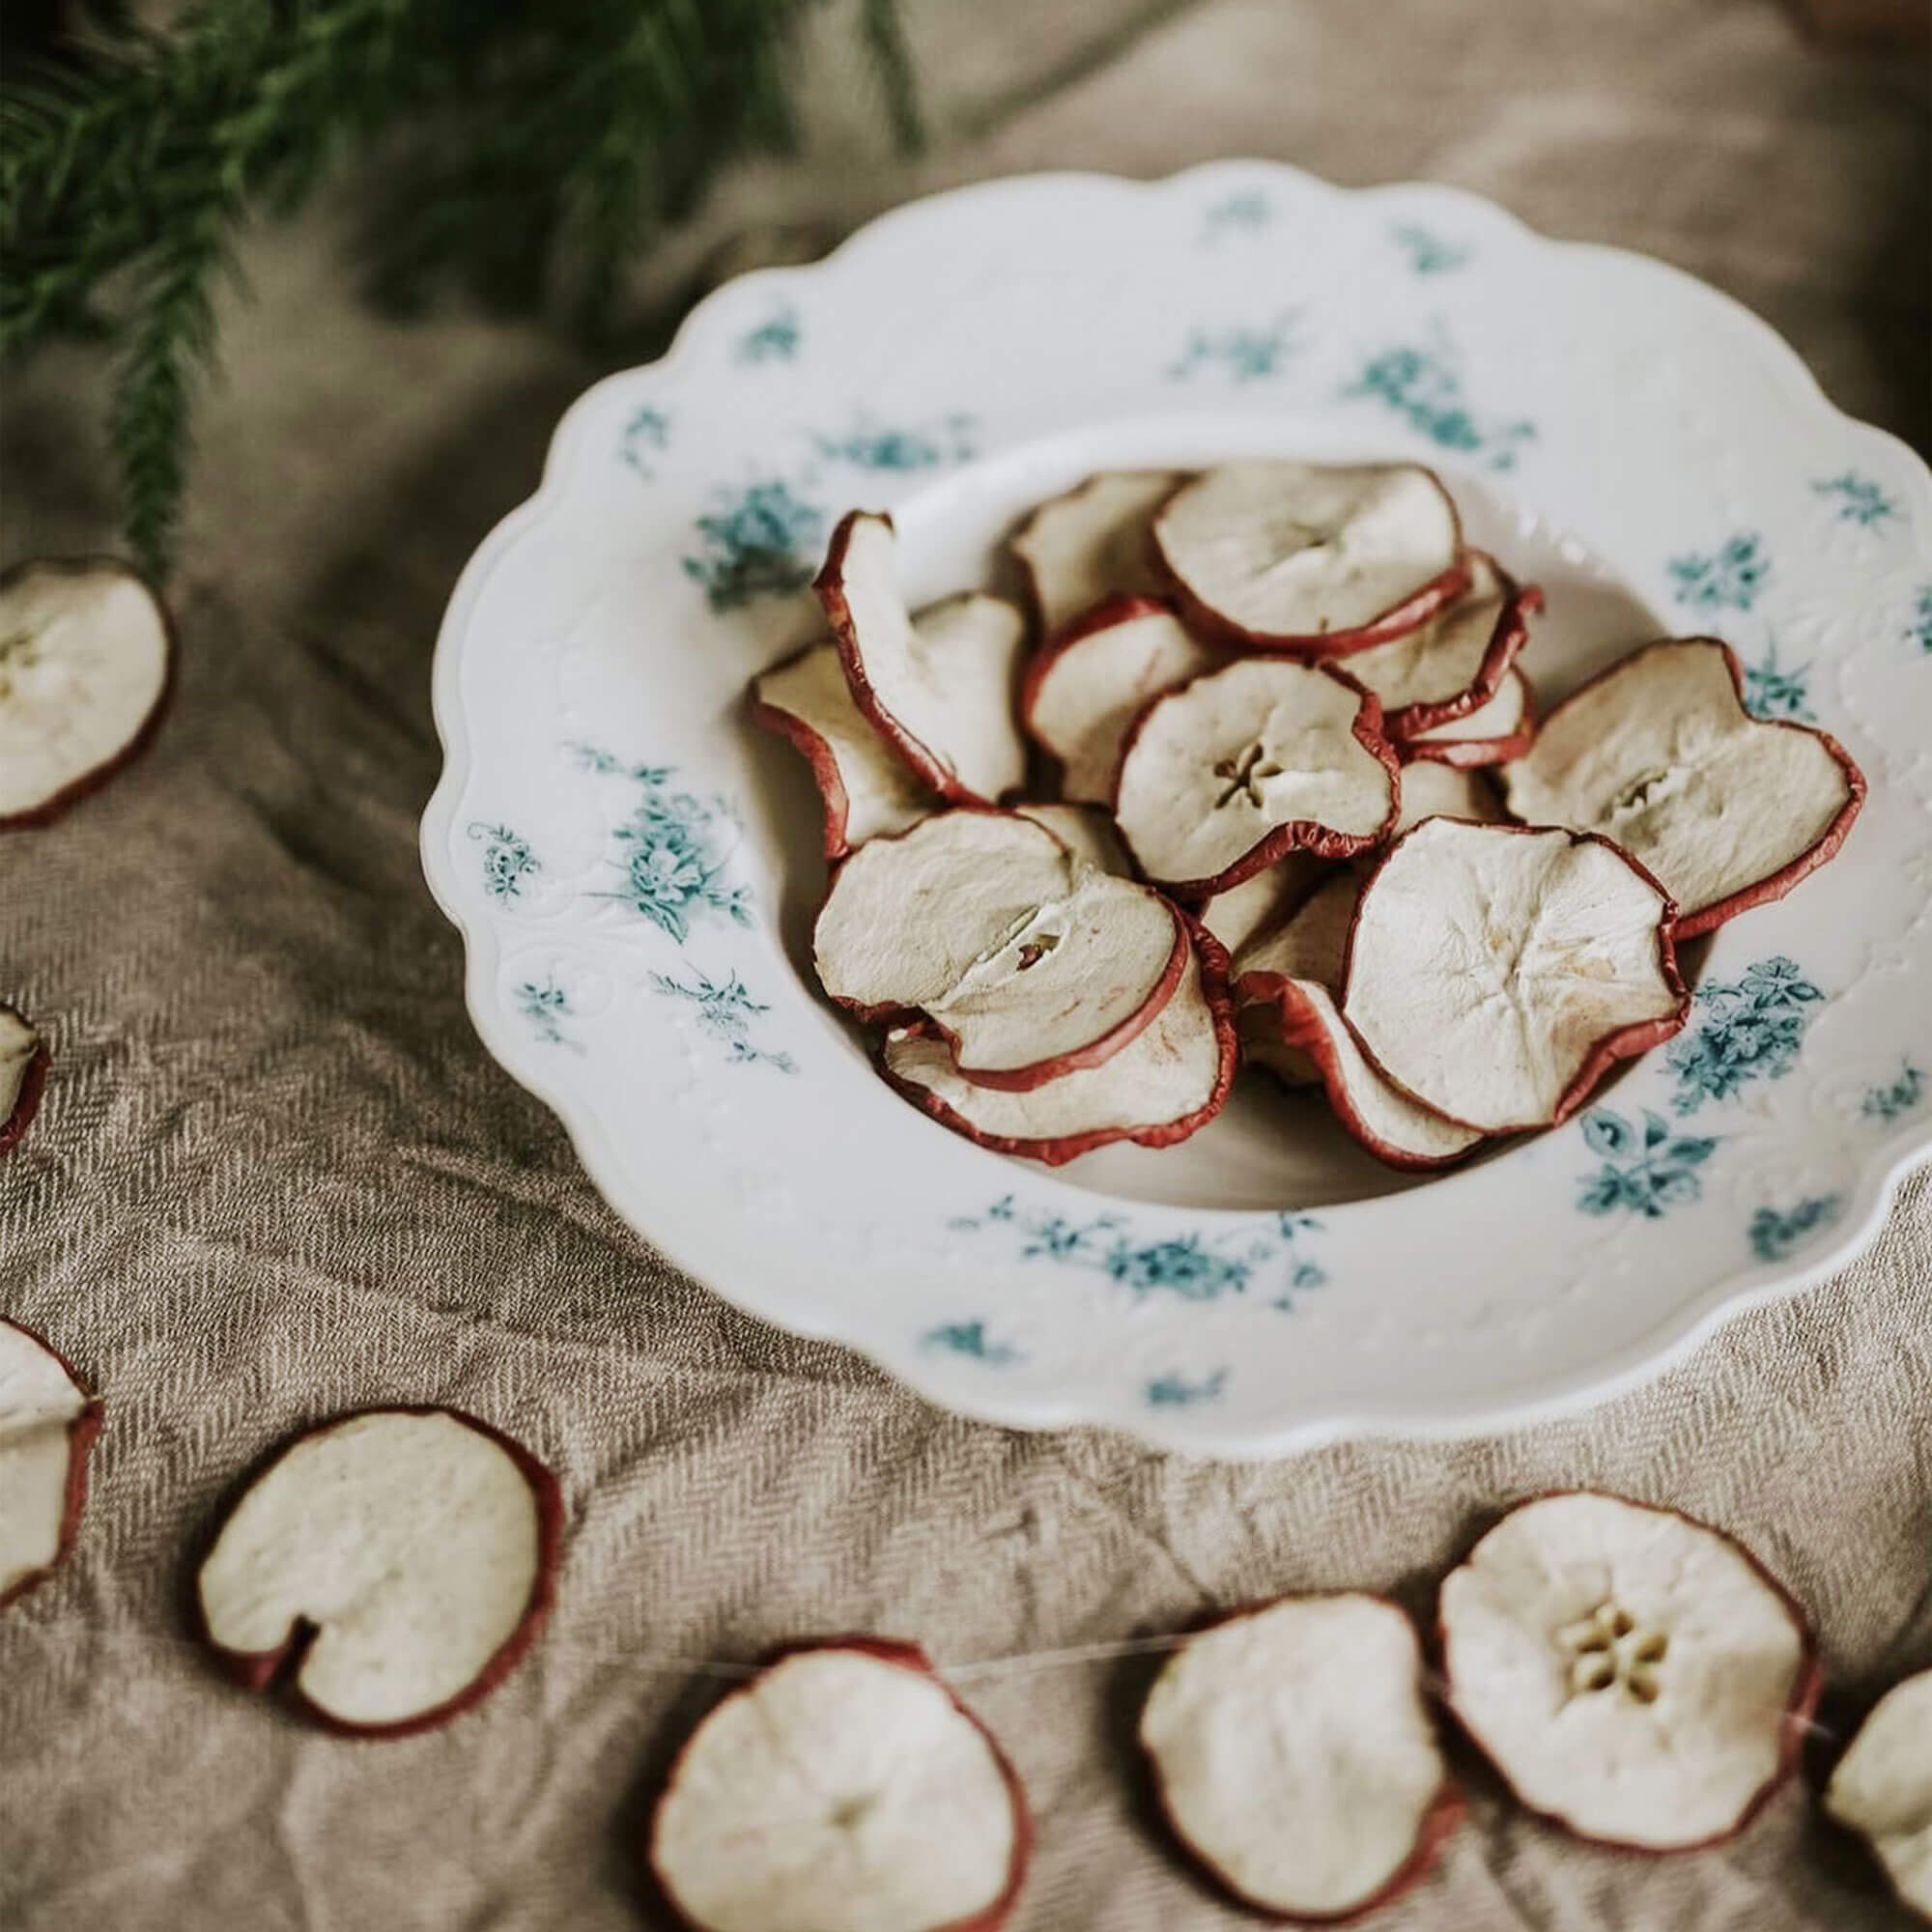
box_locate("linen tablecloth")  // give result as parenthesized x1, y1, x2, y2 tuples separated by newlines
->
(4, 1, 1928, 1925)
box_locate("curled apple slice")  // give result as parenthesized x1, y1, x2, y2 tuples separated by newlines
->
(0, 1320, 100, 1610)
(880, 923, 1236, 1163)
(1236, 871, 1360, 990)
(1501, 637, 1864, 937)
(1343, 553, 1541, 740)
(1152, 461, 1467, 656)
(1011, 801, 1131, 875)
(195, 1406, 561, 1735)
(1196, 853, 1328, 956)
(749, 640, 933, 858)
(815, 511, 1028, 807)
(816, 810, 1187, 1090)
(1, 1002, 50, 1156)
(1392, 757, 1504, 833)
(1342, 819, 1688, 1133)
(0, 556, 174, 829)
(650, 1638, 1030, 1932)
(1140, 1594, 1460, 1922)
(1439, 1492, 1820, 1852)
(1114, 657, 1399, 895)
(1020, 594, 1218, 805)
(1825, 1669, 1932, 1919)
(1403, 667, 1535, 767)
(1009, 469, 1181, 633)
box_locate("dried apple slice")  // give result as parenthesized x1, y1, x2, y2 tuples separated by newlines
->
(1, 1002, 50, 1156)
(1020, 594, 1219, 804)
(815, 511, 1029, 807)
(1439, 1493, 1820, 1852)
(1152, 461, 1467, 656)
(650, 1638, 1030, 1932)
(1196, 853, 1328, 956)
(1011, 802, 1131, 875)
(1392, 757, 1504, 833)
(1501, 637, 1864, 937)
(1009, 469, 1180, 633)
(880, 923, 1236, 1163)
(1114, 658, 1399, 895)
(195, 1406, 561, 1736)
(1238, 977, 1486, 1169)
(0, 556, 174, 829)
(1825, 1669, 1932, 1919)
(1235, 870, 1360, 989)
(0, 1320, 100, 1610)
(1140, 1594, 1460, 1922)
(816, 810, 1187, 1090)
(749, 639, 933, 858)
(1403, 668, 1535, 767)
(1342, 819, 1687, 1133)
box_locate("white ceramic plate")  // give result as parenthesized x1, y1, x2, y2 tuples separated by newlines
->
(423, 162, 1932, 1455)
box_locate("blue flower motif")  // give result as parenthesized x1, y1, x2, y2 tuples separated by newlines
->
(922, 1321, 1022, 1366)
(1577, 1108, 1719, 1218)
(736, 302, 800, 363)
(650, 967, 795, 1072)
(810, 412, 977, 471)
(1811, 472, 1897, 529)
(1747, 1194, 1842, 1264)
(1200, 189, 1271, 243)
(1146, 1368, 1229, 1406)
(1344, 329, 1534, 470)
(468, 821, 538, 902)
(1665, 958, 1824, 1115)
(1861, 1062, 1923, 1122)
(620, 405, 670, 479)
(1104, 1236, 1251, 1300)
(1168, 312, 1301, 384)
(1389, 222, 1470, 274)
(1909, 582, 1932, 656)
(1667, 533, 1768, 612)
(515, 976, 577, 1048)
(683, 477, 824, 611)
(1742, 638, 1813, 722)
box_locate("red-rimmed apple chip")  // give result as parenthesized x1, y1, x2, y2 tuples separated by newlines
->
(1439, 1492, 1820, 1852)
(1196, 853, 1329, 957)
(880, 923, 1236, 1164)
(816, 810, 1187, 1090)
(1114, 658, 1399, 895)
(1501, 637, 1864, 937)
(1011, 802, 1131, 875)
(1020, 595, 1219, 805)
(1392, 757, 1504, 833)
(650, 1637, 1030, 1932)
(1825, 1669, 1932, 1919)
(749, 640, 933, 859)
(0, 556, 174, 829)
(1403, 668, 1534, 767)
(1238, 977, 1486, 1169)
(1235, 871, 1358, 988)
(1343, 553, 1541, 741)
(0, 1320, 100, 1610)
(1140, 1594, 1460, 1922)
(1, 1001, 50, 1156)
(1342, 819, 1687, 1133)
(1009, 469, 1180, 633)
(1152, 461, 1467, 656)
(815, 511, 1028, 807)
(195, 1406, 560, 1736)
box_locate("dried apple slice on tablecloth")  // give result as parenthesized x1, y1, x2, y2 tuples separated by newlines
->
(1501, 637, 1864, 937)
(1021, 595, 1220, 805)
(0, 557, 174, 829)
(816, 810, 1188, 1090)
(1342, 552, 1541, 742)
(1011, 801, 1132, 875)
(1152, 461, 1468, 656)
(1341, 819, 1687, 1133)
(1114, 658, 1399, 895)
(749, 639, 934, 859)
(1826, 1669, 1932, 1920)
(1403, 667, 1535, 767)
(1140, 1594, 1460, 1922)
(880, 922, 1236, 1163)
(1237, 976, 1487, 1168)
(195, 1406, 561, 1736)
(1438, 1492, 1820, 1851)
(1194, 852, 1329, 957)
(815, 511, 1028, 806)
(1, 1002, 50, 1157)
(1009, 469, 1181, 633)
(0, 1320, 100, 1610)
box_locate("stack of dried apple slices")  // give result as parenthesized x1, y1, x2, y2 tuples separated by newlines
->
(751, 462, 1864, 1173)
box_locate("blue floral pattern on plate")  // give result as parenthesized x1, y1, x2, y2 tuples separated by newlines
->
(1166, 312, 1301, 383)
(469, 821, 539, 902)
(1665, 958, 1824, 1115)
(1199, 189, 1271, 243)
(1344, 328, 1534, 470)
(683, 477, 824, 611)
(1146, 1368, 1229, 1406)
(1668, 533, 1768, 612)
(1742, 638, 1813, 722)
(1389, 222, 1470, 274)
(810, 412, 977, 470)
(922, 1321, 1023, 1366)
(1811, 471, 1897, 529)
(620, 405, 670, 479)
(1747, 1194, 1842, 1264)
(1861, 1062, 1923, 1122)
(1909, 583, 1932, 656)
(650, 968, 795, 1072)
(736, 302, 800, 363)
(516, 976, 578, 1049)
(1577, 1109, 1720, 1219)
